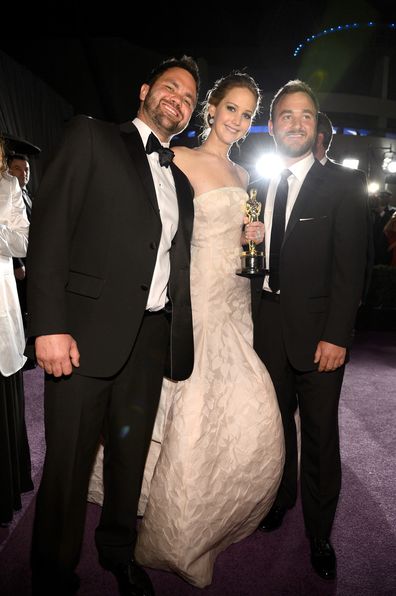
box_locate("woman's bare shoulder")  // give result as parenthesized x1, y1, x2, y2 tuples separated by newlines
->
(233, 163, 250, 188)
(172, 146, 202, 174)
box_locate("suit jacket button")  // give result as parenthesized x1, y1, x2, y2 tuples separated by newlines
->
(150, 241, 157, 250)
(141, 284, 149, 291)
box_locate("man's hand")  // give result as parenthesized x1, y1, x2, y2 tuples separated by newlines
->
(314, 341, 346, 372)
(35, 334, 80, 377)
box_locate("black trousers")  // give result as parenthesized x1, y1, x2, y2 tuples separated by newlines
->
(31, 311, 170, 576)
(254, 296, 344, 539)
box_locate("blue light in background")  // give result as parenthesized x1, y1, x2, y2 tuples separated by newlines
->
(292, 20, 394, 57)
(250, 125, 269, 134)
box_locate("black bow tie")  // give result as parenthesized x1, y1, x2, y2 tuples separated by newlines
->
(145, 133, 175, 168)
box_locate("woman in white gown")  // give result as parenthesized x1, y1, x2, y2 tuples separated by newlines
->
(135, 72, 285, 586)
(89, 72, 285, 587)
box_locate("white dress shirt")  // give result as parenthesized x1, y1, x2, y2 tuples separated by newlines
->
(133, 118, 179, 311)
(263, 153, 315, 292)
(0, 173, 29, 375)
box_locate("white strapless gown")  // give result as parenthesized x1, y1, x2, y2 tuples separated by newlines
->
(88, 187, 285, 587)
(135, 187, 284, 586)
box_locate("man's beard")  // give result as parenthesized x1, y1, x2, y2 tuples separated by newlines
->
(275, 133, 314, 159)
(145, 93, 184, 136)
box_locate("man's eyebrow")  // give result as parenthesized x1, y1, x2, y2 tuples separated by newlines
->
(278, 108, 315, 116)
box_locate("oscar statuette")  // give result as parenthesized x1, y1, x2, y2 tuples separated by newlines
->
(236, 188, 267, 278)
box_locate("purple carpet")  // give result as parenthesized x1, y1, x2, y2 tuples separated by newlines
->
(0, 330, 395, 596)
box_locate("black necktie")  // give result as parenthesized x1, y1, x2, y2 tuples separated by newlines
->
(269, 169, 291, 293)
(145, 132, 175, 168)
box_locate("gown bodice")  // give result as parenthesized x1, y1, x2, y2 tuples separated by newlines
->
(192, 186, 247, 250)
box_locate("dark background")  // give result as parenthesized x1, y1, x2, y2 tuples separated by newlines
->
(0, 0, 395, 190)
(1, 0, 395, 121)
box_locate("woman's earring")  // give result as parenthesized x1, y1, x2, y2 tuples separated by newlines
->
(208, 115, 214, 125)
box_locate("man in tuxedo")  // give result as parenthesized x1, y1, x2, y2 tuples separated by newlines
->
(251, 81, 368, 580)
(27, 56, 199, 596)
(8, 153, 33, 215)
(371, 190, 395, 265)
(8, 153, 37, 370)
(8, 154, 32, 315)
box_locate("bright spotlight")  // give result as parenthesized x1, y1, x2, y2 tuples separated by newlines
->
(256, 153, 282, 178)
(387, 160, 396, 173)
(368, 182, 380, 194)
(342, 158, 359, 170)
(382, 150, 396, 172)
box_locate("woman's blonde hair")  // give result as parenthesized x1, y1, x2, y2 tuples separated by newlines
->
(199, 71, 261, 141)
(0, 138, 6, 175)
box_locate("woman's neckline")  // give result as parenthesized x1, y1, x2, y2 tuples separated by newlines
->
(194, 186, 247, 200)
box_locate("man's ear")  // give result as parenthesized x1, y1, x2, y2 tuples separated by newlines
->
(139, 83, 149, 102)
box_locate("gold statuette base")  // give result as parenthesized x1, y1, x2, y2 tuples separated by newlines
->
(236, 250, 267, 278)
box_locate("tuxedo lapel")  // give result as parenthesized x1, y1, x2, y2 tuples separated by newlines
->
(283, 160, 325, 245)
(119, 122, 193, 245)
(171, 162, 194, 243)
(119, 122, 160, 219)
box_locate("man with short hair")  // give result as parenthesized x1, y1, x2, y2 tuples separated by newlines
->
(251, 81, 368, 580)
(8, 153, 31, 204)
(8, 154, 32, 308)
(371, 190, 395, 265)
(27, 56, 200, 596)
(314, 111, 373, 299)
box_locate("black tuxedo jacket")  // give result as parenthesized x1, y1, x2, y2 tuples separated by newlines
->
(27, 116, 194, 380)
(324, 158, 373, 300)
(251, 159, 368, 371)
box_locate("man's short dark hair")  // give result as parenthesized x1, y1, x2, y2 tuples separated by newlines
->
(7, 152, 30, 165)
(317, 112, 333, 151)
(146, 55, 200, 100)
(269, 79, 319, 120)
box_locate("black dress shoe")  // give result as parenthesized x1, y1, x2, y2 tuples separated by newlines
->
(258, 505, 287, 532)
(31, 569, 80, 595)
(107, 559, 155, 596)
(310, 538, 336, 580)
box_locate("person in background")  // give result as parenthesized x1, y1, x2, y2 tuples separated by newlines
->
(371, 190, 395, 265)
(7, 153, 32, 212)
(252, 81, 368, 580)
(8, 153, 36, 369)
(0, 138, 32, 526)
(8, 153, 32, 286)
(384, 208, 396, 266)
(26, 56, 199, 596)
(314, 111, 373, 301)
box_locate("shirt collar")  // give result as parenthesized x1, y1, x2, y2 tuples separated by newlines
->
(287, 152, 315, 182)
(133, 117, 171, 148)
